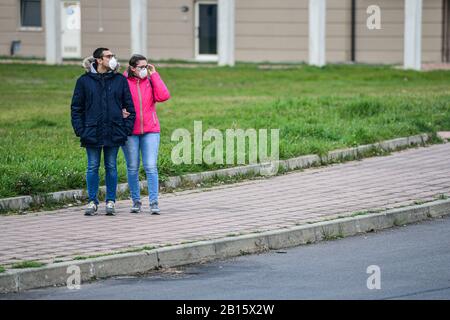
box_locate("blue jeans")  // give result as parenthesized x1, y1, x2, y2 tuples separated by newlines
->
(122, 133, 160, 203)
(86, 146, 119, 205)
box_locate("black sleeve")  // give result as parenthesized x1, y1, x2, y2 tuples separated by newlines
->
(122, 77, 136, 135)
(70, 77, 85, 137)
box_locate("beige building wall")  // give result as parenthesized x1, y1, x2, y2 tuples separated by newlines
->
(0, 0, 46, 57)
(355, 0, 443, 64)
(0, 0, 445, 64)
(80, 0, 130, 59)
(235, 0, 309, 63)
(327, 0, 352, 62)
(147, 0, 194, 61)
(355, 0, 404, 64)
(422, 0, 443, 63)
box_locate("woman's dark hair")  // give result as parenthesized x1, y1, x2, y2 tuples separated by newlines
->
(127, 54, 147, 77)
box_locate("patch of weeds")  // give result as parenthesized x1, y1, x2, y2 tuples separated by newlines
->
(73, 256, 87, 260)
(351, 211, 369, 217)
(0, 207, 22, 216)
(435, 194, 448, 200)
(393, 217, 406, 227)
(358, 146, 391, 158)
(239, 250, 252, 256)
(11, 260, 46, 269)
(321, 226, 345, 241)
(226, 233, 240, 237)
(427, 132, 445, 145)
(367, 208, 385, 214)
(179, 241, 196, 245)
(0, 266, 5, 273)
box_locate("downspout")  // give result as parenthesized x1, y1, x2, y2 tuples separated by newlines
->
(351, 0, 356, 62)
(443, 0, 449, 62)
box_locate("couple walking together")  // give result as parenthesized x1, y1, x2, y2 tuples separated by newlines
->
(71, 47, 170, 216)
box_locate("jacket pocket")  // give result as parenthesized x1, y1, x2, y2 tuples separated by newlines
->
(111, 119, 127, 143)
(80, 121, 98, 145)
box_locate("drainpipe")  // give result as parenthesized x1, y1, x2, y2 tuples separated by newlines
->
(443, 0, 449, 62)
(351, 0, 356, 62)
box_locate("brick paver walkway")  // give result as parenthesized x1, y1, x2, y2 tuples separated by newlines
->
(1, 143, 449, 266)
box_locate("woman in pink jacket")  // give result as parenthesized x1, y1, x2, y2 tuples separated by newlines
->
(122, 54, 170, 214)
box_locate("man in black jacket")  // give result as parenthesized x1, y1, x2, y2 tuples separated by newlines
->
(71, 47, 136, 216)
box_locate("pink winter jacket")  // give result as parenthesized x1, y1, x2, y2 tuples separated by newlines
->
(124, 71, 170, 135)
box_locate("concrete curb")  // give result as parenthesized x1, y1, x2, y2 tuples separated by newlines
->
(0, 133, 432, 212)
(1, 197, 449, 293)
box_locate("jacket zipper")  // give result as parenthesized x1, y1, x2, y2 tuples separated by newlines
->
(137, 80, 144, 134)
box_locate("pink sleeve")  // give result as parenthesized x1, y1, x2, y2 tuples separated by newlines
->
(150, 72, 171, 102)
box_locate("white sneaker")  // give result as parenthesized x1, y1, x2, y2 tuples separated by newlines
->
(106, 201, 116, 216)
(150, 201, 160, 215)
(130, 200, 142, 213)
(84, 201, 98, 216)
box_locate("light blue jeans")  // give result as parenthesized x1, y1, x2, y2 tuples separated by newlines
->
(122, 133, 160, 204)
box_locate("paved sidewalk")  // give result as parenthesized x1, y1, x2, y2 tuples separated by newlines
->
(1, 143, 449, 267)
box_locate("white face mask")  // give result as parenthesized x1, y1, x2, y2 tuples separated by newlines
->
(138, 68, 148, 79)
(108, 57, 118, 70)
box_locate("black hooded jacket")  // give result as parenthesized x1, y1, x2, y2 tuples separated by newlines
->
(70, 56, 136, 148)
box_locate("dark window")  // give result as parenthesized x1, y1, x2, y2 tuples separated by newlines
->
(199, 4, 217, 55)
(20, 0, 42, 27)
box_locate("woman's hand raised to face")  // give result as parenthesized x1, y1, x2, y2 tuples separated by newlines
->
(147, 64, 156, 75)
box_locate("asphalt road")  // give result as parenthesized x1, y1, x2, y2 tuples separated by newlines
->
(2, 215, 450, 300)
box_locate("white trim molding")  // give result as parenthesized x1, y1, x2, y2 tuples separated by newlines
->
(404, 0, 422, 70)
(309, 0, 326, 67)
(45, 0, 62, 64)
(218, 0, 235, 66)
(130, 0, 148, 57)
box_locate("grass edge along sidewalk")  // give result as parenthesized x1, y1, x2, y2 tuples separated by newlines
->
(0, 196, 449, 294)
(0, 133, 437, 213)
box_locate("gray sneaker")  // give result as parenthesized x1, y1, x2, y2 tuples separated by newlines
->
(84, 201, 98, 216)
(150, 201, 160, 215)
(130, 200, 142, 213)
(105, 201, 116, 216)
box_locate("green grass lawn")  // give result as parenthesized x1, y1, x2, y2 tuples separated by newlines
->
(0, 62, 449, 198)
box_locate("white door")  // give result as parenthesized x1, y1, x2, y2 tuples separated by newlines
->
(61, 1, 81, 58)
(195, 0, 218, 61)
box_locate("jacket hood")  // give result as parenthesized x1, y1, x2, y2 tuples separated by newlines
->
(82, 56, 121, 74)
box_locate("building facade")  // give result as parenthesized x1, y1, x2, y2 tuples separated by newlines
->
(0, 0, 448, 66)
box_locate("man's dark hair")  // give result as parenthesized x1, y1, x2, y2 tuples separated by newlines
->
(93, 47, 109, 59)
